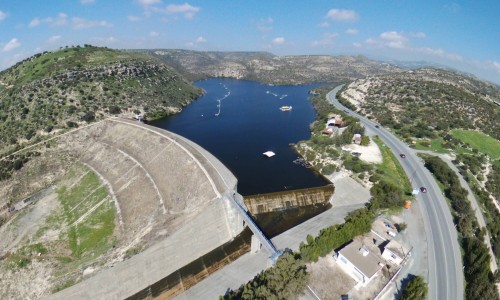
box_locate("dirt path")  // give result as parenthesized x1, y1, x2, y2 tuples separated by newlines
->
(341, 139, 383, 164)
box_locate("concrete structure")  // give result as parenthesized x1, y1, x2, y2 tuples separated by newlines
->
(244, 185, 334, 215)
(45, 118, 261, 300)
(382, 240, 407, 266)
(335, 239, 384, 286)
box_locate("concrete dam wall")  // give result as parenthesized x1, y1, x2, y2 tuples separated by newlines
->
(47, 118, 246, 300)
(244, 184, 335, 215)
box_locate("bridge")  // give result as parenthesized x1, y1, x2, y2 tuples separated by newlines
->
(225, 192, 279, 254)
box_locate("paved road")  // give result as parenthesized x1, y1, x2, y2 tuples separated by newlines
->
(327, 85, 464, 300)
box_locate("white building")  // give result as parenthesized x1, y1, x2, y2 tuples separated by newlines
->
(382, 240, 407, 266)
(335, 239, 384, 286)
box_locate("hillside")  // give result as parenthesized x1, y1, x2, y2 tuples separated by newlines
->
(0, 46, 202, 156)
(136, 49, 402, 84)
(338, 68, 500, 140)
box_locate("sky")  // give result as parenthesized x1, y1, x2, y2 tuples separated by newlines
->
(0, 0, 499, 84)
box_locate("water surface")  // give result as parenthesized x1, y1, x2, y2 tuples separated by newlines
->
(152, 79, 330, 195)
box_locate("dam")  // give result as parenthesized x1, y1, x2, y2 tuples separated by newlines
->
(45, 118, 332, 299)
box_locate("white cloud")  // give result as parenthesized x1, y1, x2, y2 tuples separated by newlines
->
(493, 61, 500, 73)
(0, 10, 7, 21)
(312, 32, 338, 47)
(318, 21, 329, 28)
(29, 18, 41, 27)
(3, 38, 21, 52)
(149, 31, 159, 37)
(80, 0, 95, 4)
(128, 15, 141, 22)
(136, 0, 161, 5)
(257, 17, 273, 32)
(415, 47, 463, 61)
(272, 37, 285, 45)
(346, 28, 358, 35)
(47, 35, 61, 43)
(90, 36, 118, 45)
(365, 31, 464, 63)
(165, 3, 200, 19)
(195, 36, 207, 43)
(353, 42, 362, 48)
(53, 13, 68, 26)
(444, 3, 461, 13)
(72, 17, 112, 29)
(410, 32, 426, 38)
(326, 9, 359, 22)
(380, 31, 407, 48)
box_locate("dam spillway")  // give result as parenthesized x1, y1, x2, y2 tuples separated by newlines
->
(244, 184, 335, 215)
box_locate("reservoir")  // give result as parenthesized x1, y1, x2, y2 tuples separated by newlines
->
(152, 79, 330, 196)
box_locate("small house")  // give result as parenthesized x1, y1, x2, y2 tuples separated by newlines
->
(335, 239, 384, 286)
(381, 240, 407, 266)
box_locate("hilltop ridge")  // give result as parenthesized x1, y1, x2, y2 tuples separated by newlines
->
(135, 49, 402, 84)
(0, 46, 202, 155)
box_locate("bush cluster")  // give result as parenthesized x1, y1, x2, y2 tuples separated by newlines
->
(423, 155, 499, 300)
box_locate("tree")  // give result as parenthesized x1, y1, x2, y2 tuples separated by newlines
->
(395, 223, 407, 232)
(401, 275, 428, 300)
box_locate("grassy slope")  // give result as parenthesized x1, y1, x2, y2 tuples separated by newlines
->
(450, 129, 500, 159)
(0, 46, 202, 156)
(373, 136, 412, 193)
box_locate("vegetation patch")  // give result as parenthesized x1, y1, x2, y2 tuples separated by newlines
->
(373, 136, 411, 193)
(421, 155, 499, 300)
(450, 129, 500, 159)
(0, 45, 202, 158)
(57, 166, 116, 261)
(411, 137, 450, 154)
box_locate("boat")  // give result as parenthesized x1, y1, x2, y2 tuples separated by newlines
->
(263, 151, 275, 157)
(280, 106, 292, 111)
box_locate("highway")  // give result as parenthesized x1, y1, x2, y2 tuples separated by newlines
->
(327, 85, 464, 300)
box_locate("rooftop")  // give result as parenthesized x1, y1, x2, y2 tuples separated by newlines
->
(338, 239, 383, 278)
(384, 239, 407, 259)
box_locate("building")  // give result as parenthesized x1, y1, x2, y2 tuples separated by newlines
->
(335, 239, 384, 286)
(353, 134, 362, 144)
(382, 240, 407, 266)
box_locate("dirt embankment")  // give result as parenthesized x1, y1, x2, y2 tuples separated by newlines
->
(0, 119, 233, 299)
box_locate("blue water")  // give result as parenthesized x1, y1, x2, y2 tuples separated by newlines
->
(152, 79, 330, 195)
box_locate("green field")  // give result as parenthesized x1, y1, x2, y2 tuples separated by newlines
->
(57, 165, 116, 261)
(373, 136, 412, 193)
(412, 137, 451, 154)
(451, 129, 500, 159)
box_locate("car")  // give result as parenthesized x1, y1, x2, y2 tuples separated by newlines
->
(420, 187, 427, 193)
(400, 154, 406, 158)
(375, 125, 380, 128)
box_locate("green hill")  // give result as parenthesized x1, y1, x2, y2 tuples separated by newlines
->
(0, 45, 202, 155)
